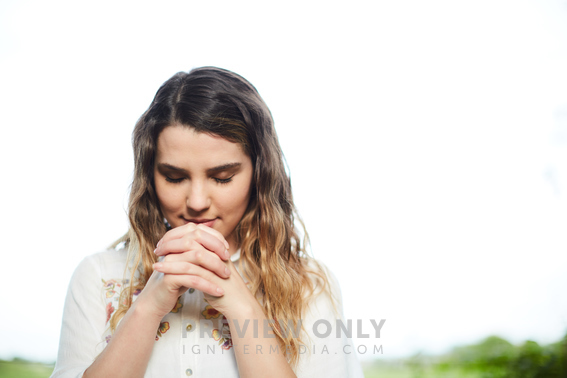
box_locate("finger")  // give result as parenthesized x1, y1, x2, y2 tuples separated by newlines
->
(195, 224, 230, 250)
(158, 223, 229, 249)
(156, 226, 229, 261)
(160, 251, 230, 278)
(157, 223, 198, 249)
(158, 232, 225, 256)
(159, 264, 225, 297)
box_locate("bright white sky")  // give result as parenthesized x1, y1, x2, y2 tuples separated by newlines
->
(1, 0, 567, 363)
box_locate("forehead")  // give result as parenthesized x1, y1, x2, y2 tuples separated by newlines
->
(155, 125, 248, 166)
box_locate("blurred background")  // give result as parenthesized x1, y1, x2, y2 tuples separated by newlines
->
(1, 0, 567, 376)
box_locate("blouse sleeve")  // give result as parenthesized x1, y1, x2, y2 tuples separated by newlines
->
(295, 264, 364, 378)
(51, 255, 108, 378)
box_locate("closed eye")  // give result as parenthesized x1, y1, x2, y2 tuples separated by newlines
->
(165, 176, 184, 183)
(213, 176, 234, 184)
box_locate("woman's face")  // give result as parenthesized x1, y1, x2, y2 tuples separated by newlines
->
(154, 125, 254, 250)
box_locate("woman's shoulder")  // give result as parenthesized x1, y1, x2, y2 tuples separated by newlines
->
(72, 247, 131, 281)
(82, 246, 129, 265)
(65, 247, 135, 308)
(296, 258, 364, 377)
(303, 257, 341, 293)
(301, 257, 343, 315)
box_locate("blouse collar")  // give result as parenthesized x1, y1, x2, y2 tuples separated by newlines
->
(230, 249, 241, 262)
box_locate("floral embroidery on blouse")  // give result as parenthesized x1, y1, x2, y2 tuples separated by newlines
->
(105, 302, 115, 323)
(155, 321, 170, 341)
(102, 279, 123, 324)
(201, 305, 221, 319)
(102, 278, 140, 324)
(212, 316, 233, 350)
(102, 279, 121, 298)
(170, 297, 183, 313)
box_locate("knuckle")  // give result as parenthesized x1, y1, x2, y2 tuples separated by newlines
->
(193, 229, 203, 240)
(194, 250, 203, 262)
(184, 238, 192, 251)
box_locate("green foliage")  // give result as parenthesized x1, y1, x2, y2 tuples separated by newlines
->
(435, 334, 567, 378)
(0, 359, 54, 378)
(363, 357, 481, 377)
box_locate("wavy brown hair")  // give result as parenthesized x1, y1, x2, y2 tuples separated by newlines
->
(110, 67, 331, 367)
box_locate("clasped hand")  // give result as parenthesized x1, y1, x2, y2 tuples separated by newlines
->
(137, 223, 257, 321)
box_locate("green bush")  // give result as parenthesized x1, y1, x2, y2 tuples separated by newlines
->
(435, 334, 567, 378)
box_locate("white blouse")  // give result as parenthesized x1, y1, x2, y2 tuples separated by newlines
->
(51, 248, 363, 377)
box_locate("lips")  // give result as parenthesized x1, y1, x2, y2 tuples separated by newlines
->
(184, 218, 216, 228)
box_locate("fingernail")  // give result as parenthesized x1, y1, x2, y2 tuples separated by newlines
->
(153, 248, 157, 254)
(153, 263, 162, 270)
(225, 249, 230, 259)
(216, 287, 224, 295)
(225, 241, 229, 249)
(225, 267, 230, 277)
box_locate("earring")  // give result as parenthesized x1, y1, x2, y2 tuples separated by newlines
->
(164, 218, 172, 231)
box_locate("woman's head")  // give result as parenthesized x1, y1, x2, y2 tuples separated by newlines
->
(129, 66, 293, 251)
(117, 67, 327, 366)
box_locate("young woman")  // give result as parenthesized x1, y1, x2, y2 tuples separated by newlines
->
(52, 67, 362, 377)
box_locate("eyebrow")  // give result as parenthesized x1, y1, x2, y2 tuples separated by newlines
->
(157, 162, 241, 175)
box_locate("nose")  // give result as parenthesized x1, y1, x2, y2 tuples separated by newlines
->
(186, 181, 211, 213)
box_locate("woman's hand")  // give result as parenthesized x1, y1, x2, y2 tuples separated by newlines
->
(150, 223, 261, 320)
(147, 223, 295, 378)
(135, 223, 232, 319)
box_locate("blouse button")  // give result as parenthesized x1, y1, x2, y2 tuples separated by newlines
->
(186, 368, 193, 376)
(189, 288, 195, 294)
(186, 324, 192, 331)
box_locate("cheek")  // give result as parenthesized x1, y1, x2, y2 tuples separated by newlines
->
(228, 182, 252, 213)
(155, 183, 182, 213)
